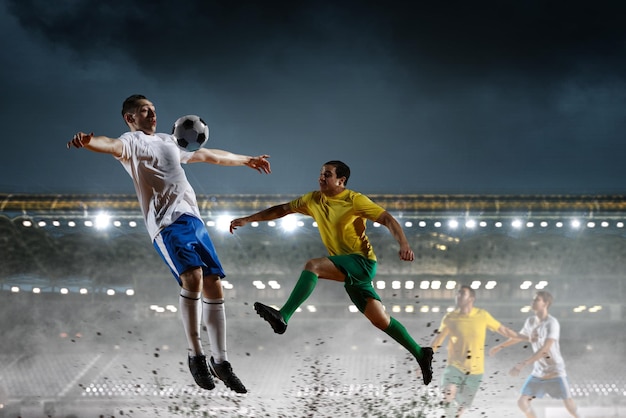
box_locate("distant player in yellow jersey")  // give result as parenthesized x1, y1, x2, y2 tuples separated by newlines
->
(230, 160, 433, 385)
(431, 285, 520, 417)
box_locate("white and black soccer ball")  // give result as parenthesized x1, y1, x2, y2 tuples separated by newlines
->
(171, 115, 209, 151)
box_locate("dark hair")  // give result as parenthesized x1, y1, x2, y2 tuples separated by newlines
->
(121, 94, 148, 117)
(324, 160, 351, 185)
(459, 285, 476, 299)
(535, 290, 554, 307)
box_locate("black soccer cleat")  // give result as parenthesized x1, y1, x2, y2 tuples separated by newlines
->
(188, 354, 215, 390)
(209, 356, 247, 394)
(254, 302, 288, 334)
(417, 347, 434, 386)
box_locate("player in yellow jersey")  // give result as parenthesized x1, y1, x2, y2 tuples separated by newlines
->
(431, 285, 521, 417)
(230, 160, 433, 385)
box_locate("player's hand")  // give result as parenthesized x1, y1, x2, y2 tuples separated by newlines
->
(398, 244, 414, 262)
(508, 363, 523, 377)
(67, 132, 94, 149)
(246, 155, 271, 174)
(229, 218, 247, 234)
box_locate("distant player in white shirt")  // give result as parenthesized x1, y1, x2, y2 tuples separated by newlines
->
(68, 94, 271, 393)
(489, 291, 581, 418)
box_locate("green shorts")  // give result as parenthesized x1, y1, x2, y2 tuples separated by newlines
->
(328, 254, 380, 313)
(442, 365, 483, 407)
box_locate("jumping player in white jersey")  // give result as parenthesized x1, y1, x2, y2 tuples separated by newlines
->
(67, 94, 271, 393)
(489, 291, 581, 418)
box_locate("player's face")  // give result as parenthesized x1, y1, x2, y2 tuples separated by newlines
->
(127, 99, 157, 134)
(531, 294, 548, 312)
(318, 165, 345, 196)
(455, 288, 474, 308)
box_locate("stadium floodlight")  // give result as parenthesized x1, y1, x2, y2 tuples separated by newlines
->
(418, 221, 427, 227)
(60, 288, 69, 295)
(106, 289, 116, 296)
(215, 215, 232, 232)
(494, 221, 502, 228)
(512, 219, 522, 229)
(420, 280, 430, 290)
(376, 280, 386, 290)
(432, 306, 441, 313)
(471, 280, 481, 289)
(268, 280, 280, 290)
(520, 306, 532, 313)
(571, 219, 581, 229)
(125, 289, 135, 296)
(465, 219, 476, 229)
(373, 222, 381, 228)
(404, 221, 413, 227)
(306, 305, 317, 313)
(540, 221, 548, 228)
(79, 288, 88, 295)
(485, 280, 497, 289)
(589, 305, 602, 313)
(405, 280, 415, 290)
(520, 280, 533, 290)
(420, 305, 430, 313)
(22, 220, 33, 227)
(391, 281, 401, 290)
(431, 280, 441, 290)
(587, 221, 596, 228)
(38, 221, 46, 227)
(251, 221, 259, 228)
(348, 305, 359, 313)
(448, 219, 459, 229)
(392, 305, 401, 313)
(280, 216, 298, 232)
(446, 280, 457, 290)
(405, 305, 414, 313)
(535, 280, 548, 289)
(32, 287, 41, 294)
(95, 212, 111, 230)
(128, 221, 137, 228)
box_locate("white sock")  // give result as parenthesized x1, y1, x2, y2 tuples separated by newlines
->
(203, 298, 228, 363)
(179, 288, 203, 356)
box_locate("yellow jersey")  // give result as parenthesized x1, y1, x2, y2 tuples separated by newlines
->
(289, 189, 385, 261)
(438, 307, 501, 375)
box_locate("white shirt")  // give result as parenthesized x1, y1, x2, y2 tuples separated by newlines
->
(520, 314, 567, 378)
(115, 131, 201, 240)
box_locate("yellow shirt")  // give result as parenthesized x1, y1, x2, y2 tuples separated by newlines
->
(289, 189, 385, 261)
(438, 307, 501, 375)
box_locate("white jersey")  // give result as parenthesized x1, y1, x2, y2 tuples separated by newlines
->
(520, 314, 567, 378)
(115, 131, 201, 241)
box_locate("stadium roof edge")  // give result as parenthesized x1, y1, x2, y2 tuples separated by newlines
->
(2, 193, 626, 216)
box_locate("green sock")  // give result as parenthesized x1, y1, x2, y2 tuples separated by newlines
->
(384, 317, 423, 359)
(279, 270, 318, 323)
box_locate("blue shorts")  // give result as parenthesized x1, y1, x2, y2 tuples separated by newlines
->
(153, 214, 225, 285)
(521, 375, 572, 400)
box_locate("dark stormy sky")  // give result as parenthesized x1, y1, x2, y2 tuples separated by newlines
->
(1, 0, 625, 196)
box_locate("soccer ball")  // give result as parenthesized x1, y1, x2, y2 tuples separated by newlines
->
(171, 115, 209, 151)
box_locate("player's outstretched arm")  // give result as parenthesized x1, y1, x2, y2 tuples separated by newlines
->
(67, 132, 123, 157)
(189, 148, 271, 173)
(430, 327, 449, 353)
(376, 211, 414, 261)
(230, 203, 292, 233)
